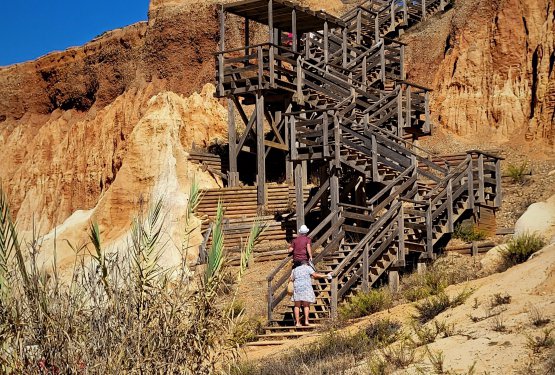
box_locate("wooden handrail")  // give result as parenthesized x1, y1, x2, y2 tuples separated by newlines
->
(331, 201, 401, 277)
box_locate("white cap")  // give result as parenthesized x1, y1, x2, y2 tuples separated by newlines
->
(299, 224, 309, 234)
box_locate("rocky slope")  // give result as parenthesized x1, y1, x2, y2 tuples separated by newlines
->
(0, 3, 227, 269)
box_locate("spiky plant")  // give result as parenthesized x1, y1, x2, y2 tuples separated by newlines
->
(237, 218, 266, 282)
(181, 181, 202, 273)
(130, 198, 168, 310)
(0, 184, 29, 298)
(205, 200, 225, 291)
(88, 221, 110, 297)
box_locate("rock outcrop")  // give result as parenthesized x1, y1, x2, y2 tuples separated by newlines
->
(403, 0, 554, 145)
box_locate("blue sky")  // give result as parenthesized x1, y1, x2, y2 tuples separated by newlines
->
(0, 1, 150, 66)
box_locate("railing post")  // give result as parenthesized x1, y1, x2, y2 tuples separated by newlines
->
(390, 1, 395, 31)
(494, 158, 502, 207)
(269, 46, 275, 87)
(447, 179, 454, 232)
(371, 133, 379, 182)
(323, 112, 330, 158)
(331, 278, 338, 318)
(257, 46, 263, 86)
(342, 28, 348, 68)
(403, 1, 408, 24)
(400, 44, 405, 80)
(374, 16, 379, 45)
(380, 41, 386, 83)
(356, 9, 362, 44)
(295, 55, 304, 104)
(362, 243, 369, 292)
(405, 85, 412, 129)
(477, 153, 485, 203)
(218, 53, 225, 97)
(362, 55, 367, 91)
(324, 21, 329, 65)
(397, 91, 403, 137)
(267, 279, 273, 321)
(397, 205, 405, 266)
(290, 115, 298, 160)
(467, 155, 475, 210)
(425, 199, 433, 257)
(424, 90, 431, 133)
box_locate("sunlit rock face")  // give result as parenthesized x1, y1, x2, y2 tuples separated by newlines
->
(403, 0, 554, 145)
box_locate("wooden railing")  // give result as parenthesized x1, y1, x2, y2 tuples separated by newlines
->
(266, 208, 344, 321)
(215, 43, 301, 97)
(419, 151, 503, 256)
(329, 201, 403, 317)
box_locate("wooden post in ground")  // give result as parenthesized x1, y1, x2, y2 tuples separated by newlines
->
(256, 93, 266, 209)
(388, 269, 399, 293)
(227, 98, 239, 186)
(417, 261, 427, 274)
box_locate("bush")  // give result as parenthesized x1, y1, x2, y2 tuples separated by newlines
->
(526, 328, 555, 353)
(500, 232, 546, 268)
(413, 289, 472, 324)
(453, 223, 487, 242)
(507, 162, 529, 184)
(339, 288, 393, 319)
(403, 268, 447, 302)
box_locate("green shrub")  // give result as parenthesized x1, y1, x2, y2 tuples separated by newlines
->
(453, 223, 487, 242)
(500, 232, 546, 268)
(402, 268, 447, 302)
(339, 288, 393, 319)
(507, 162, 529, 184)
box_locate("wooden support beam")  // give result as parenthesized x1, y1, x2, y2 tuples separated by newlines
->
(292, 8, 297, 52)
(219, 5, 225, 51)
(227, 98, 239, 186)
(422, 0, 427, 20)
(256, 93, 266, 208)
(323, 21, 329, 64)
(295, 162, 305, 226)
(268, 0, 273, 43)
(244, 18, 250, 59)
(342, 28, 348, 68)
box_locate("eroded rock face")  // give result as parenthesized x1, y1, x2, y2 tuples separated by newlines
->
(403, 0, 554, 144)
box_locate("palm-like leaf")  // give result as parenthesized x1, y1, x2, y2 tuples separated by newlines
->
(205, 200, 225, 288)
(0, 185, 28, 296)
(88, 221, 110, 296)
(237, 218, 266, 282)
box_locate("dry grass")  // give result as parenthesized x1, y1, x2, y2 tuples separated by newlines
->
(232, 319, 402, 375)
(0, 184, 263, 374)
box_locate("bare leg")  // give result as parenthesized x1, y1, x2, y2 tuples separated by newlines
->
(293, 301, 302, 327)
(303, 302, 311, 326)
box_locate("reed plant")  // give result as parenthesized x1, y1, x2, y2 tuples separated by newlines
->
(0, 183, 259, 374)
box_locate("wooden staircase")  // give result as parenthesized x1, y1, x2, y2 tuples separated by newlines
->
(214, 0, 502, 346)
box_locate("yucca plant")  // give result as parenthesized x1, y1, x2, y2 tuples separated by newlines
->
(88, 221, 110, 297)
(182, 181, 202, 270)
